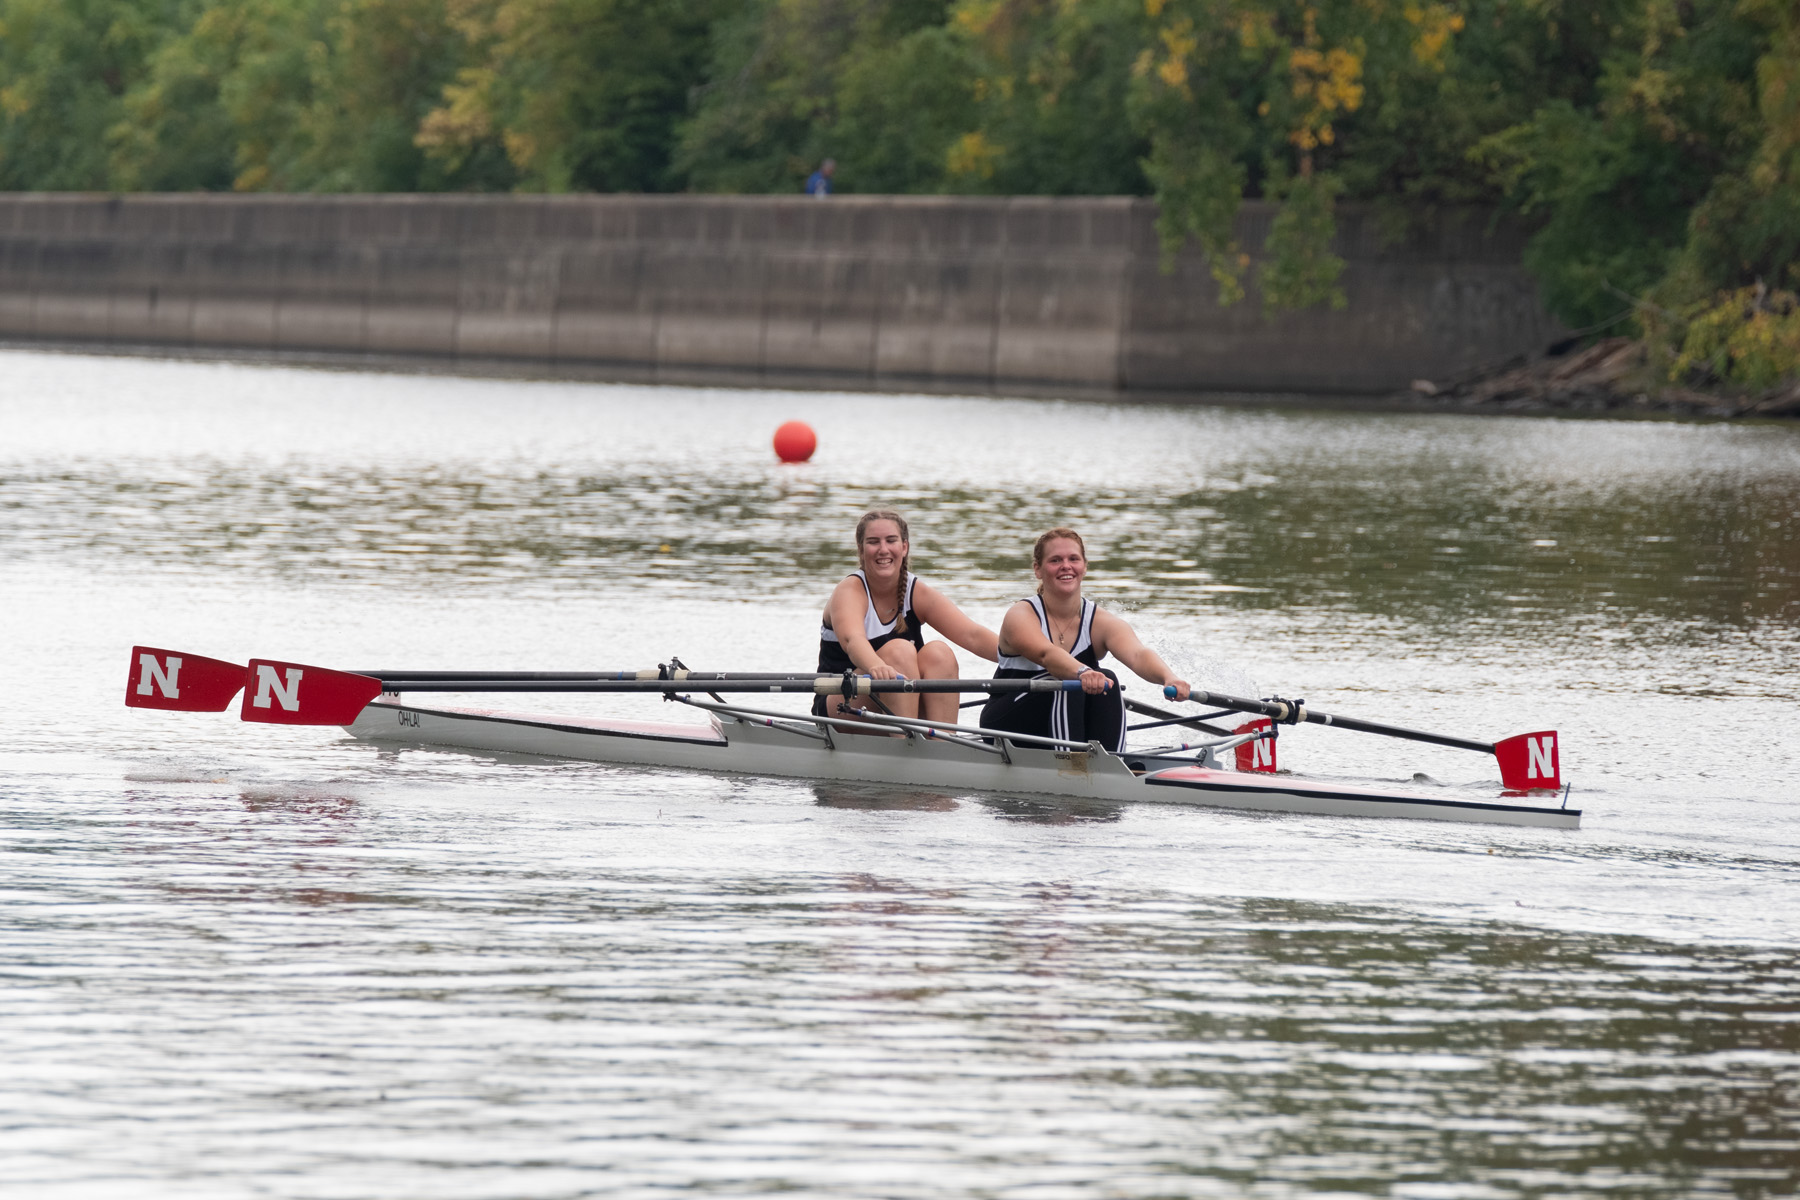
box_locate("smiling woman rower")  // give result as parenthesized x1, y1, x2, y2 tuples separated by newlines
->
(817, 510, 998, 725)
(980, 527, 1191, 752)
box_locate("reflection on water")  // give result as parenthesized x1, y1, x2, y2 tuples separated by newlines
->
(811, 782, 960, 811)
(3, 350, 1799, 1197)
(3, 776, 1795, 1198)
(6, 448, 1797, 627)
(3, 352, 1797, 632)
(978, 796, 1127, 824)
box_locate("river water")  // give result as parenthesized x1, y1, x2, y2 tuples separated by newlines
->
(2, 349, 1796, 1198)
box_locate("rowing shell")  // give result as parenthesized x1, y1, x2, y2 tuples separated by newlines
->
(344, 699, 1582, 829)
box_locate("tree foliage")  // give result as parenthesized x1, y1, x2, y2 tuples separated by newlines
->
(0, 0, 186, 189)
(417, 0, 725, 192)
(0, 0, 1795, 382)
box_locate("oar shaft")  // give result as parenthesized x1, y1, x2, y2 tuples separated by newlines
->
(1124, 698, 1232, 737)
(1172, 688, 1495, 754)
(1301, 709, 1493, 754)
(375, 677, 1080, 696)
(353, 670, 831, 682)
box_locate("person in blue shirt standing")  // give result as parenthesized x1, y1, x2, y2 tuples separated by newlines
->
(805, 159, 835, 197)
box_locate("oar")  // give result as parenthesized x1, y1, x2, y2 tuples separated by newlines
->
(1125, 697, 1233, 737)
(122, 648, 830, 711)
(353, 678, 1065, 694)
(125, 646, 248, 712)
(235, 658, 1085, 725)
(350, 670, 842, 682)
(124, 647, 1091, 720)
(1160, 685, 1562, 792)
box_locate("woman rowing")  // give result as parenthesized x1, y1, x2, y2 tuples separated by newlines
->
(980, 527, 1191, 752)
(817, 509, 997, 725)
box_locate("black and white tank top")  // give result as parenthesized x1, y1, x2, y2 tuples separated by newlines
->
(818, 570, 924, 673)
(993, 595, 1098, 676)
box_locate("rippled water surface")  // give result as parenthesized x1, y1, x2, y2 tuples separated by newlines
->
(3, 350, 1797, 1197)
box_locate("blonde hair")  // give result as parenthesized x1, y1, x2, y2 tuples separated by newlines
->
(855, 509, 911, 632)
(1032, 527, 1087, 596)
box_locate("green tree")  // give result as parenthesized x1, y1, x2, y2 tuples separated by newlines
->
(112, 0, 492, 193)
(419, 0, 726, 192)
(677, 0, 965, 193)
(1129, 0, 1403, 308)
(0, 0, 185, 189)
(947, 0, 1151, 196)
(1653, 0, 1800, 384)
(1472, 0, 1765, 330)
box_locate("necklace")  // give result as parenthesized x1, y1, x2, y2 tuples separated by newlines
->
(871, 586, 903, 624)
(1047, 608, 1079, 648)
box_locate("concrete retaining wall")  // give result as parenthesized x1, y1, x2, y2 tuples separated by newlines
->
(0, 193, 1560, 395)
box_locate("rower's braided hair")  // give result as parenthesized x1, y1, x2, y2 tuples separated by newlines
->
(1032, 527, 1087, 597)
(855, 509, 910, 635)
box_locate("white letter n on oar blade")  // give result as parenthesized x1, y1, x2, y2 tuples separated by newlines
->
(124, 646, 247, 711)
(239, 659, 384, 725)
(1494, 731, 1561, 792)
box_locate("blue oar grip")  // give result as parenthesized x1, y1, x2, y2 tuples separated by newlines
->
(1163, 685, 1177, 699)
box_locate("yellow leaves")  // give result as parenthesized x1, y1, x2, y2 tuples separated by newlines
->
(442, 0, 495, 44)
(1748, 20, 1800, 193)
(1288, 45, 1362, 112)
(1285, 14, 1362, 154)
(232, 162, 270, 191)
(946, 130, 1002, 180)
(192, 5, 242, 41)
(1402, 3, 1463, 70)
(415, 65, 496, 151)
(503, 128, 537, 172)
(1623, 65, 1683, 141)
(1141, 3, 1374, 168)
(422, 0, 550, 150)
(1146, 15, 1196, 95)
(1236, 9, 1277, 51)
(0, 85, 31, 119)
(953, 0, 1006, 39)
(1673, 287, 1800, 388)
(1160, 20, 1197, 63)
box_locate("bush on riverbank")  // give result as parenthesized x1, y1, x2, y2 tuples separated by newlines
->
(0, 0, 1794, 387)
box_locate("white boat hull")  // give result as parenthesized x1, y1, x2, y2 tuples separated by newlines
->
(344, 700, 1581, 830)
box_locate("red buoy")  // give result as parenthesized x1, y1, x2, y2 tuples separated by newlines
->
(773, 420, 817, 463)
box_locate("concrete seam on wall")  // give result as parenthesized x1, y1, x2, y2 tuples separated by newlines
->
(1116, 206, 1134, 392)
(867, 201, 884, 386)
(987, 201, 1006, 390)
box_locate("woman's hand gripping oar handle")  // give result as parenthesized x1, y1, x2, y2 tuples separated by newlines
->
(1161, 686, 1563, 791)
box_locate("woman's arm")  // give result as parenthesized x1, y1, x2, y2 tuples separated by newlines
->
(1090, 610, 1191, 701)
(827, 578, 901, 679)
(909, 580, 999, 662)
(1000, 602, 1112, 693)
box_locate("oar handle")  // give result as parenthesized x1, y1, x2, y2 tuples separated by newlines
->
(1163, 686, 1494, 754)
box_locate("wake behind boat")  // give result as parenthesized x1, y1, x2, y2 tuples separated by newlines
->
(125, 647, 1580, 829)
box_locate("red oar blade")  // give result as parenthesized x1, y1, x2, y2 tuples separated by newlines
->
(1495, 731, 1561, 791)
(240, 659, 384, 725)
(125, 647, 246, 712)
(1234, 719, 1278, 773)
